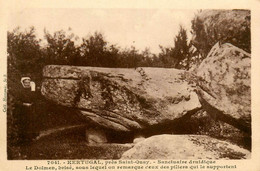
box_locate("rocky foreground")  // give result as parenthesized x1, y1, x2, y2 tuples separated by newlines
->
(41, 43, 251, 159)
(121, 135, 250, 159)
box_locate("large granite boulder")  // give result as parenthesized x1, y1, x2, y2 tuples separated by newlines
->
(195, 43, 251, 133)
(121, 134, 250, 159)
(41, 65, 201, 132)
(191, 10, 250, 57)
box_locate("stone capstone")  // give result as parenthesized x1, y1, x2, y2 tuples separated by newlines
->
(41, 65, 201, 132)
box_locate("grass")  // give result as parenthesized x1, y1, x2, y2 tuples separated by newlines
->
(9, 128, 132, 160)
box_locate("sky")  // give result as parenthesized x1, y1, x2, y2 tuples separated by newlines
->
(8, 8, 198, 54)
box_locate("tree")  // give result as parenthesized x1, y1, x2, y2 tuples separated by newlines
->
(173, 25, 191, 69)
(80, 32, 108, 67)
(8, 27, 44, 78)
(158, 46, 176, 68)
(118, 46, 142, 68)
(157, 25, 191, 69)
(103, 44, 121, 67)
(140, 48, 153, 67)
(44, 29, 81, 65)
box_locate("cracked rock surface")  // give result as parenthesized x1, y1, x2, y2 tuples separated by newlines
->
(41, 66, 201, 131)
(195, 43, 251, 133)
(121, 134, 250, 159)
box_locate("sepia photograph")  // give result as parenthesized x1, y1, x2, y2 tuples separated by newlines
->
(6, 6, 252, 163)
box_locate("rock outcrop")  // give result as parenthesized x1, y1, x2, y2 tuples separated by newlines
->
(41, 66, 201, 132)
(40, 42, 251, 159)
(121, 134, 250, 159)
(192, 10, 250, 54)
(195, 43, 251, 133)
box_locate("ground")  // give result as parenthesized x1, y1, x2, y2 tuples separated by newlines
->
(9, 128, 132, 160)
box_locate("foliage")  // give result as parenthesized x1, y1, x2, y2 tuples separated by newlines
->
(8, 27, 44, 79)
(191, 9, 251, 60)
(158, 25, 191, 69)
(80, 32, 108, 67)
(44, 29, 81, 65)
(7, 27, 44, 158)
(7, 10, 251, 75)
(173, 26, 191, 69)
(44, 31, 156, 68)
(7, 26, 193, 71)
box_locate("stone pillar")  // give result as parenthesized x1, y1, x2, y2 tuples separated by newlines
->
(86, 128, 108, 144)
(133, 134, 145, 144)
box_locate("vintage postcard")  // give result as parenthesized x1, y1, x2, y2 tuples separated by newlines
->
(0, 0, 260, 170)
